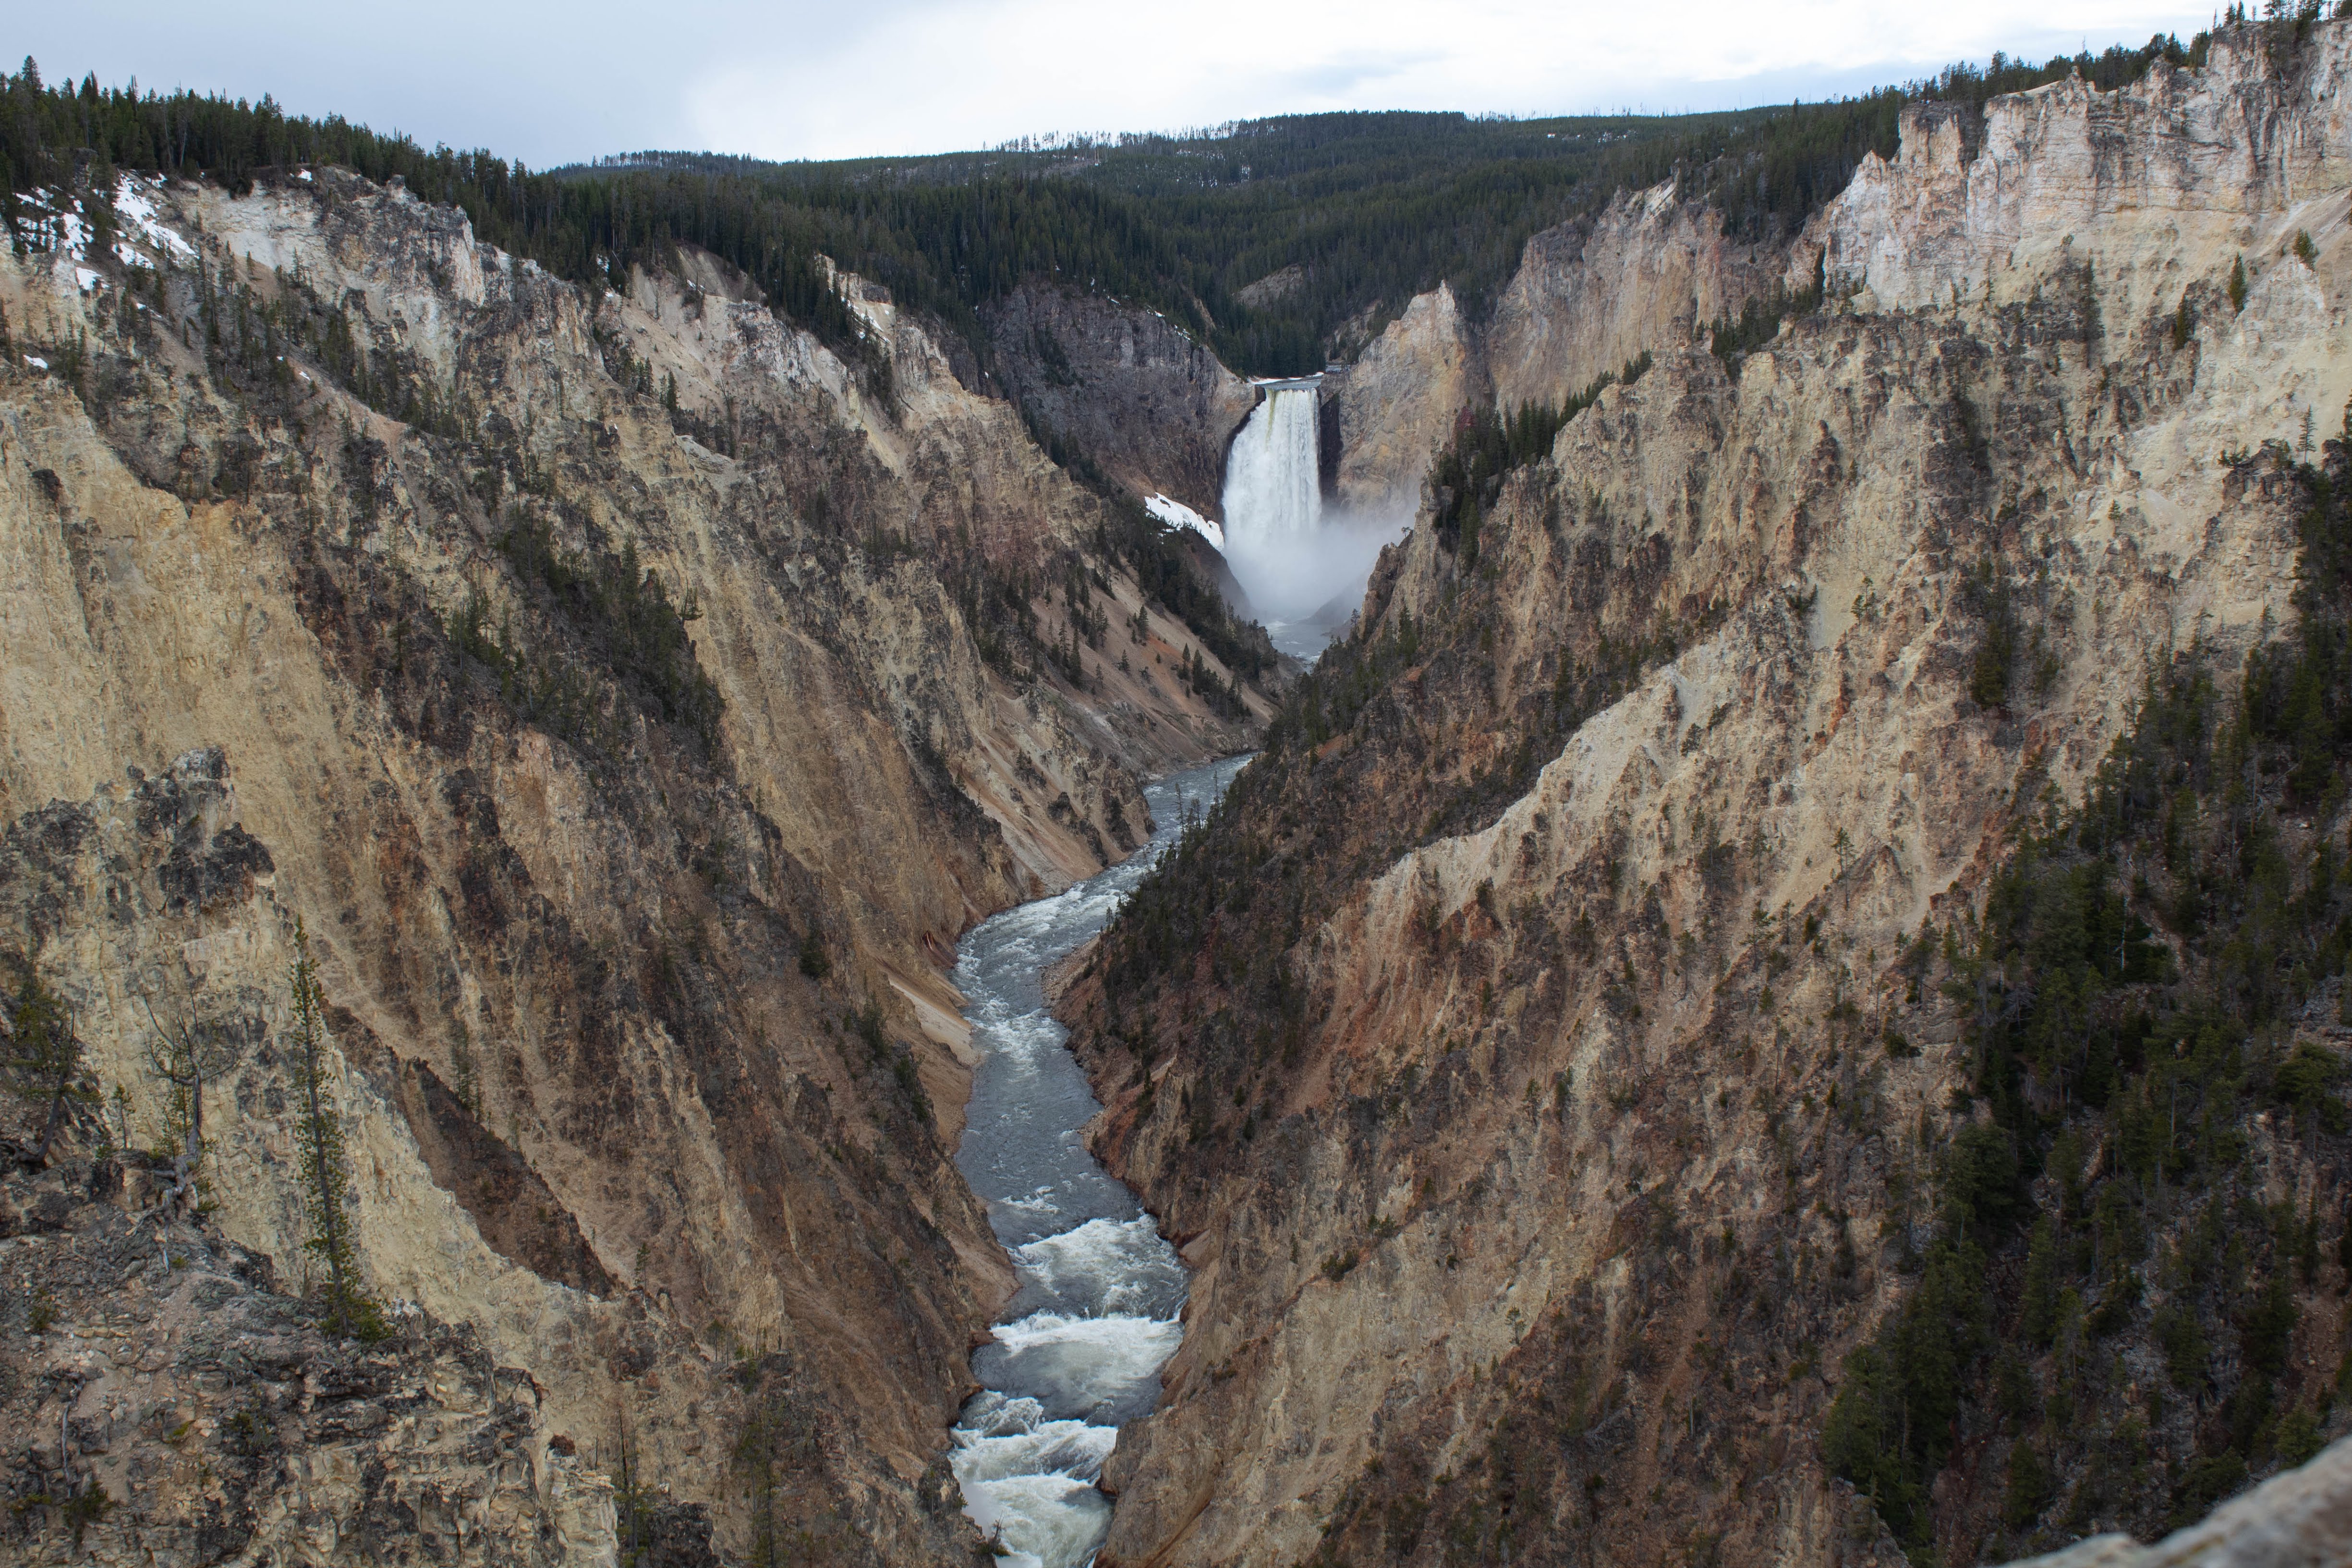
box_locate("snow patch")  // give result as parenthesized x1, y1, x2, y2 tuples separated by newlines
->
(1144, 493, 1224, 553)
(23, 356, 48, 371)
(112, 175, 196, 261)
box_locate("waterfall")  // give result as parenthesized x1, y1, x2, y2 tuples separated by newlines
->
(1216, 376, 1401, 652)
(1220, 378, 1324, 592)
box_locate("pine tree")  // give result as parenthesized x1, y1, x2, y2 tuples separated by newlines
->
(611, 1418, 657, 1567)
(2020, 1217, 2060, 1345)
(449, 1020, 483, 1119)
(286, 920, 384, 1339)
(5, 967, 89, 1165)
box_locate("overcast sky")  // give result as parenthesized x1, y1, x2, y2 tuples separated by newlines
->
(19, 1, 2220, 167)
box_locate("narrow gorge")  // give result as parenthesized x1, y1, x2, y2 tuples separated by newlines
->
(1, 17, 2350, 1568)
(0, 147, 1273, 1566)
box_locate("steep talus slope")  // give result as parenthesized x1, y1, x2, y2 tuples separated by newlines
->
(1067, 24, 2352, 1568)
(0, 164, 1269, 1563)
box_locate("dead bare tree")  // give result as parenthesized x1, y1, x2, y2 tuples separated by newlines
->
(138, 992, 244, 1215)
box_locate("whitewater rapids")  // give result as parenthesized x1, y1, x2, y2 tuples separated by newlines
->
(949, 756, 1249, 1568)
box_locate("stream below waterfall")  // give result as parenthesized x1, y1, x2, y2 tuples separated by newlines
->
(948, 754, 1251, 1568)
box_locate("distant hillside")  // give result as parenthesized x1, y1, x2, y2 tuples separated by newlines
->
(4, 34, 2208, 379)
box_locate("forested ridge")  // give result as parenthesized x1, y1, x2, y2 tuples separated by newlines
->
(3, 31, 2216, 380)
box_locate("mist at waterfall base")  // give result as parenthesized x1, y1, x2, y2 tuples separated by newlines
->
(950, 757, 1250, 1568)
(1219, 379, 1406, 657)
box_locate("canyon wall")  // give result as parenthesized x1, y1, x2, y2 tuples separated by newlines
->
(1070, 25, 2352, 1568)
(1323, 284, 1478, 519)
(12, 23, 2352, 1568)
(1487, 184, 1783, 414)
(1797, 41, 2352, 316)
(0, 167, 1270, 1563)
(986, 279, 1258, 522)
(1325, 186, 1783, 527)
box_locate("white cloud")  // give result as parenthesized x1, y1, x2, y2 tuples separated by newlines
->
(22, 1, 2221, 167)
(687, 0, 2219, 160)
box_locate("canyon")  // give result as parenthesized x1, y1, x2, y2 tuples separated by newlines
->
(1066, 22, 2352, 1568)
(2, 18, 2352, 1568)
(0, 162, 1271, 1564)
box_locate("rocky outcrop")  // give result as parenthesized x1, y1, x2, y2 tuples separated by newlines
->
(1066, 27, 2352, 1568)
(1322, 23, 2352, 589)
(1796, 28, 2352, 317)
(1235, 266, 1307, 311)
(986, 278, 1257, 521)
(0, 163, 1271, 1562)
(1488, 183, 1783, 413)
(1322, 284, 1476, 518)
(1324, 189, 1782, 523)
(2001, 1434, 2352, 1567)
(1429, 8, 2352, 517)
(0, 1154, 647, 1567)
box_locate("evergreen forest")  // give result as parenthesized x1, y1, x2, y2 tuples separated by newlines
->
(0, 31, 2217, 380)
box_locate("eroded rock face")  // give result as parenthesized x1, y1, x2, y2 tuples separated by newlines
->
(1797, 28, 2352, 318)
(1324, 283, 1477, 518)
(0, 1157, 657, 1567)
(0, 165, 1270, 1562)
(1488, 184, 1783, 415)
(1324, 188, 1784, 522)
(986, 278, 1258, 521)
(1064, 30, 2352, 1568)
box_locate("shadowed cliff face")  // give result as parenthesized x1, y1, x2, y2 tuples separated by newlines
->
(1064, 26, 2352, 1568)
(0, 165, 1271, 1562)
(987, 278, 1260, 523)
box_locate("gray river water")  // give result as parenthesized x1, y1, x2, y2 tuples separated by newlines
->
(947, 754, 1249, 1568)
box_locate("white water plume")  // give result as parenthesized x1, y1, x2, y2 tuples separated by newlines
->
(952, 1391, 1119, 1568)
(975, 1310, 1185, 1422)
(1011, 1216, 1188, 1316)
(1220, 377, 1407, 640)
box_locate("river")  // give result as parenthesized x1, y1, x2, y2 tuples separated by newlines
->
(947, 754, 1250, 1568)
